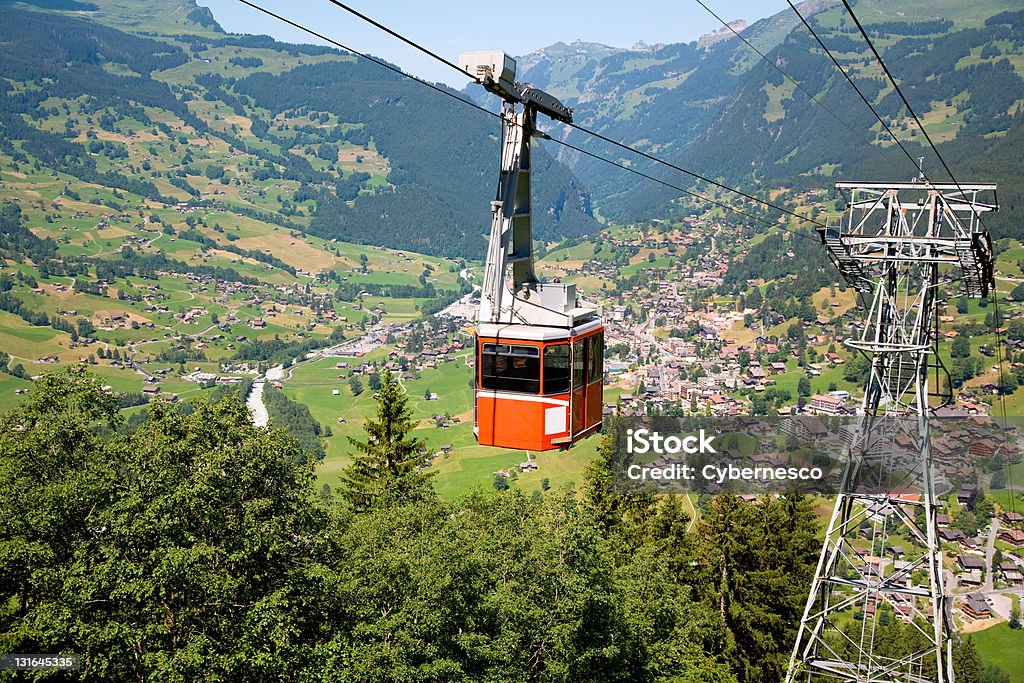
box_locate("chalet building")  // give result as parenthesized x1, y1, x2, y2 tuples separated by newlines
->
(999, 561, 1023, 586)
(782, 416, 829, 441)
(997, 529, 1024, 547)
(893, 603, 913, 623)
(961, 594, 992, 620)
(894, 434, 916, 450)
(963, 537, 985, 552)
(1002, 511, 1024, 525)
(956, 486, 977, 507)
(747, 367, 767, 382)
(968, 438, 1000, 458)
(956, 555, 985, 572)
(939, 528, 966, 543)
(960, 569, 983, 586)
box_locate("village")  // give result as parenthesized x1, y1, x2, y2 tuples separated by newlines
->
(6, 178, 1023, 633)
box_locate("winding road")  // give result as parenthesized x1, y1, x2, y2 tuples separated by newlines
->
(247, 365, 284, 427)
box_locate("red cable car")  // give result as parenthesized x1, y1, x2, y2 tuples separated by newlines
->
(461, 50, 604, 451)
(475, 322, 603, 451)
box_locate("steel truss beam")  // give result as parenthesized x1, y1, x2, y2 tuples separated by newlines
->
(786, 182, 997, 683)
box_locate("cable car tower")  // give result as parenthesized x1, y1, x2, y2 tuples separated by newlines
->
(460, 51, 604, 451)
(787, 181, 997, 683)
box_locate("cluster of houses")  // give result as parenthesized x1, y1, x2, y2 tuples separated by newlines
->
(945, 507, 1024, 622)
(602, 303, 852, 417)
(542, 213, 1015, 428)
(555, 218, 851, 415)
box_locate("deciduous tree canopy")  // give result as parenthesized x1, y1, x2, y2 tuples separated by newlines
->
(0, 369, 832, 682)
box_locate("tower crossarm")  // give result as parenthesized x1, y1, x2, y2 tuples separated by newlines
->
(822, 182, 997, 297)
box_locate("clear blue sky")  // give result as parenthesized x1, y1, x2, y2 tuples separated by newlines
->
(199, 1, 788, 87)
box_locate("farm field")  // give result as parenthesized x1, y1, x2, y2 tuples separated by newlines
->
(280, 347, 630, 499)
(969, 622, 1024, 683)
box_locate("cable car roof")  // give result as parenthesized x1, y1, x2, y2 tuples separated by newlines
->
(476, 320, 602, 341)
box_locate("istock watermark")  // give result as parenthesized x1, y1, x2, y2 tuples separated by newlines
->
(625, 462, 825, 485)
(626, 428, 717, 455)
(604, 414, 1018, 496)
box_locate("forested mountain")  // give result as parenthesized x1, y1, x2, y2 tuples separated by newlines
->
(5, 0, 1021, 248)
(517, 0, 1024, 237)
(232, 59, 594, 255)
(0, 0, 597, 258)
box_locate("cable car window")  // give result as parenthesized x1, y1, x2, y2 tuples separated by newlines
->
(572, 340, 585, 388)
(480, 343, 540, 393)
(482, 343, 509, 355)
(543, 344, 570, 394)
(587, 333, 603, 384)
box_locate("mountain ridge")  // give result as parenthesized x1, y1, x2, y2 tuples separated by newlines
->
(513, 0, 1024, 239)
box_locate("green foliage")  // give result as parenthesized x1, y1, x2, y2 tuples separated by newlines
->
(228, 56, 262, 69)
(693, 493, 819, 682)
(954, 507, 979, 537)
(951, 335, 972, 358)
(0, 369, 826, 681)
(263, 385, 326, 462)
(971, 490, 995, 521)
(724, 230, 832, 314)
(341, 369, 429, 510)
(0, 202, 57, 263)
(950, 638, 1007, 683)
(1, 369, 322, 681)
(843, 354, 871, 386)
(954, 638, 984, 683)
(951, 356, 983, 388)
(234, 336, 332, 365)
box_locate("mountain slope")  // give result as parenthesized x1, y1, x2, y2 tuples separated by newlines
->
(0, 0, 598, 259)
(681, 5, 1024, 237)
(521, 0, 1024, 238)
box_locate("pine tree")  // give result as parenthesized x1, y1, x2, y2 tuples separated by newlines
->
(953, 637, 982, 683)
(340, 368, 429, 510)
(695, 493, 819, 682)
(582, 415, 657, 551)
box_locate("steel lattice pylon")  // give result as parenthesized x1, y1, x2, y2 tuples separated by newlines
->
(786, 182, 997, 683)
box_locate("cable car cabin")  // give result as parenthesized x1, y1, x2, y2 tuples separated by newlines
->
(461, 52, 602, 451)
(475, 321, 603, 451)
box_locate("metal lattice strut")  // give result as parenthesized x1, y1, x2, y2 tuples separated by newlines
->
(786, 181, 997, 683)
